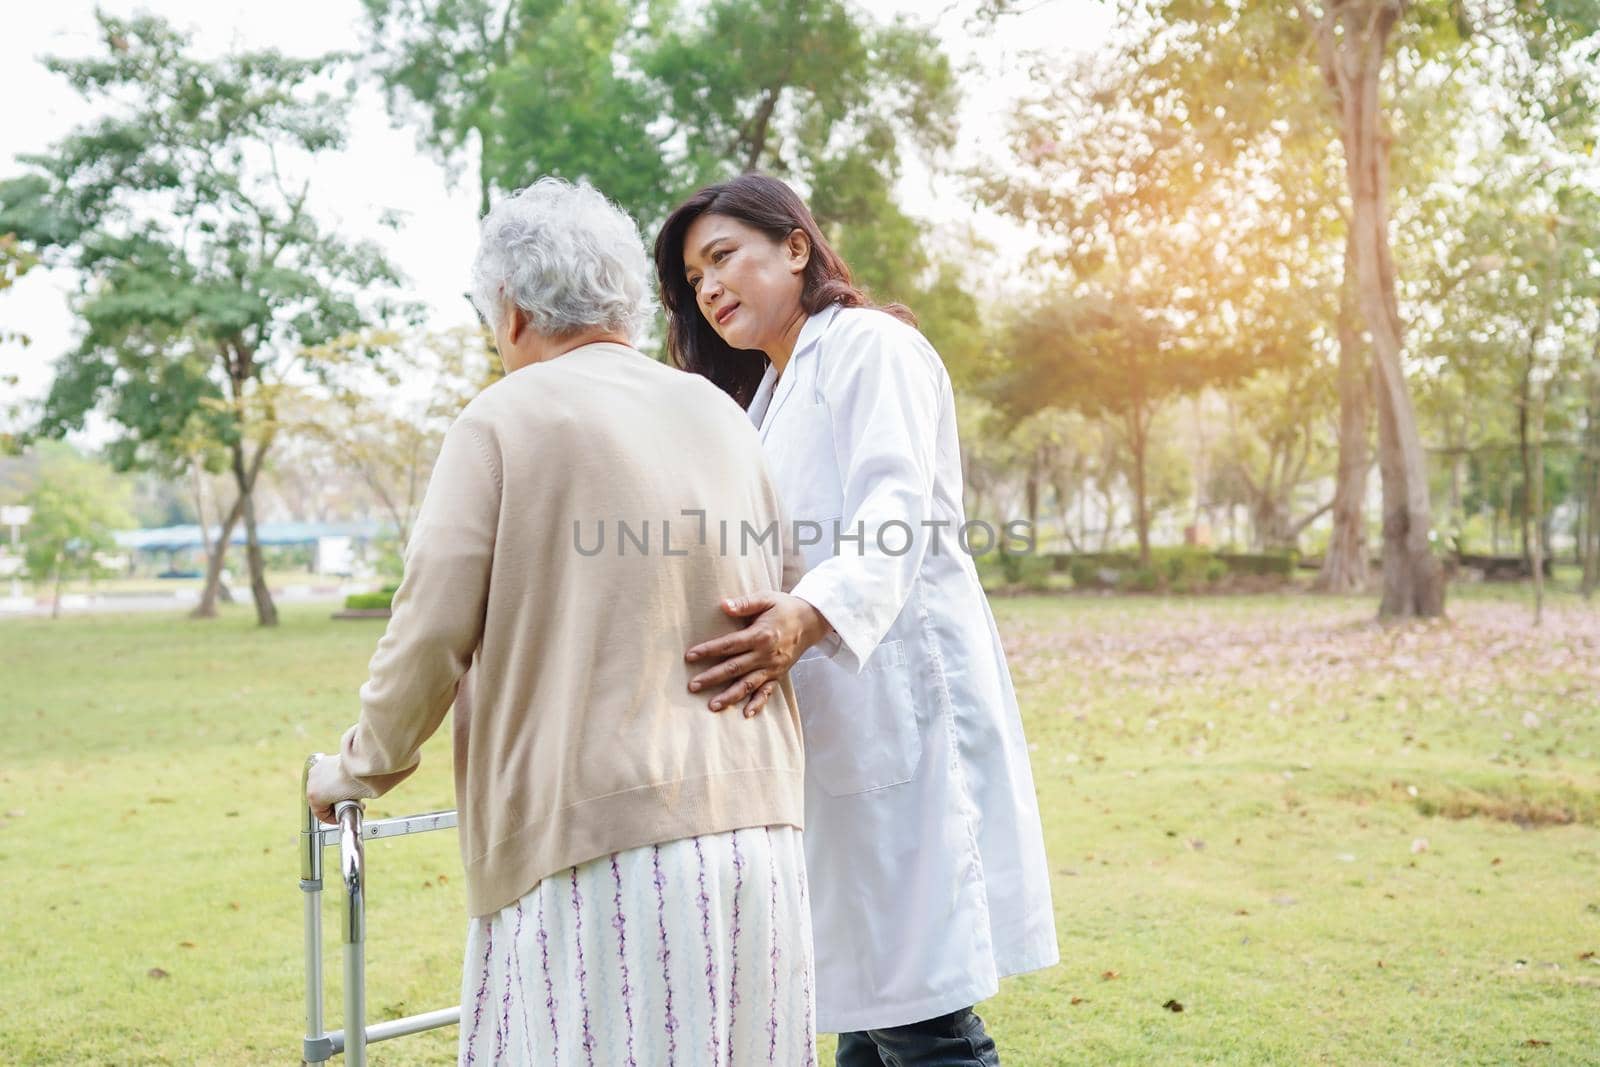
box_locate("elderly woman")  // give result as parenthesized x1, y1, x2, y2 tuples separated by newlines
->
(307, 178, 816, 1066)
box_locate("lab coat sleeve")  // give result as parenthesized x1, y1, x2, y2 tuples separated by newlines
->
(790, 320, 943, 674)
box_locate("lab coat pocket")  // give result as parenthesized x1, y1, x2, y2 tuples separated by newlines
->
(790, 639, 922, 797)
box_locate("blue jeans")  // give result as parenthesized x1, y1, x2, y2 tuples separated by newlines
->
(835, 1007, 1001, 1067)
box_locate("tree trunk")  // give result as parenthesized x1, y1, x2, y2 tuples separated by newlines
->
(1585, 383, 1600, 597)
(1448, 450, 1463, 535)
(1574, 480, 1584, 568)
(50, 554, 63, 620)
(1316, 235, 1371, 593)
(1025, 454, 1041, 538)
(1584, 453, 1599, 598)
(1130, 408, 1151, 567)
(1373, 355, 1407, 605)
(1518, 358, 1533, 570)
(192, 492, 245, 618)
(230, 441, 278, 627)
(1099, 479, 1116, 552)
(1530, 378, 1546, 625)
(1329, 10, 1444, 618)
(189, 460, 237, 616)
(1078, 484, 1089, 551)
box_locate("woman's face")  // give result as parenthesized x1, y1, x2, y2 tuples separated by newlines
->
(681, 212, 809, 355)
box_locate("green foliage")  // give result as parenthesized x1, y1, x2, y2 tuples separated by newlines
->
(998, 549, 1025, 585)
(991, 549, 1053, 590)
(1161, 547, 1212, 584)
(1056, 548, 1287, 590)
(1068, 559, 1100, 589)
(362, 0, 958, 303)
(0, 231, 39, 349)
(1156, 548, 1231, 593)
(1215, 551, 1298, 578)
(20, 448, 133, 591)
(343, 589, 396, 611)
(1118, 565, 1161, 593)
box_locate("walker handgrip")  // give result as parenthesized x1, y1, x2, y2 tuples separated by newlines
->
(335, 800, 367, 1066)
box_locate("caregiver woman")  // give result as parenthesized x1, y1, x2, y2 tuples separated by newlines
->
(655, 174, 1058, 1066)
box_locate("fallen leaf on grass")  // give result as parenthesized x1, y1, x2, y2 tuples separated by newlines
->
(1070, 997, 1087, 1006)
(147, 968, 168, 979)
(1490, 857, 1502, 866)
(1101, 970, 1120, 980)
(1523, 1039, 1550, 1047)
(1163, 999, 1184, 1013)
(179, 941, 195, 949)
(1579, 951, 1596, 961)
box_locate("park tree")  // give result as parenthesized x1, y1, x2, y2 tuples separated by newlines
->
(360, 0, 677, 219)
(289, 326, 500, 549)
(1583, 348, 1600, 598)
(1396, 21, 1600, 619)
(996, 297, 1167, 565)
(1472, 188, 1597, 616)
(644, 0, 957, 296)
(1105, 7, 1394, 590)
(361, 0, 958, 300)
(0, 232, 37, 349)
(982, 54, 1282, 565)
(0, 13, 406, 626)
(1214, 364, 1339, 552)
(21, 447, 133, 619)
(1124, 0, 1600, 617)
(1, 232, 42, 451)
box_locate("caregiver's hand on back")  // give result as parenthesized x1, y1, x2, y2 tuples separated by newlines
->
(686, 590, 832, 717)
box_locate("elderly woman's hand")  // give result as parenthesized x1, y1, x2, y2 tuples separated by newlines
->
(686, 592, 833, 717)
(305, 753, 368, 826)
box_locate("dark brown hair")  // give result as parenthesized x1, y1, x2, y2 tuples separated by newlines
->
(653, 173, 913, 408)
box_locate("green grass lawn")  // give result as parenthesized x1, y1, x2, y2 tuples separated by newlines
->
(2, 587, 1598, 1064)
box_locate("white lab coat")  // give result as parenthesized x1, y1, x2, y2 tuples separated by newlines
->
(749, 304, 1059, 1033)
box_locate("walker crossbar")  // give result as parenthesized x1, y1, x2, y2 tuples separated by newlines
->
(301, 754, 462, 1064)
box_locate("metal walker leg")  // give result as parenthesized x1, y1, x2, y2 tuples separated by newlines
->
(301, 754, 462, 1064)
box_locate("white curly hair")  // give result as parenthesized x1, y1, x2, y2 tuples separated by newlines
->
(469, 178, 654, 343)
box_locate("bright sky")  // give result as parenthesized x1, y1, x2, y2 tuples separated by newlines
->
(0, 0, 1112, 426)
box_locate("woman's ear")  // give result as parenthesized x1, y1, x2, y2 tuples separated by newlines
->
(785, 228, 812, 275)
(503, 298, 527, 346)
